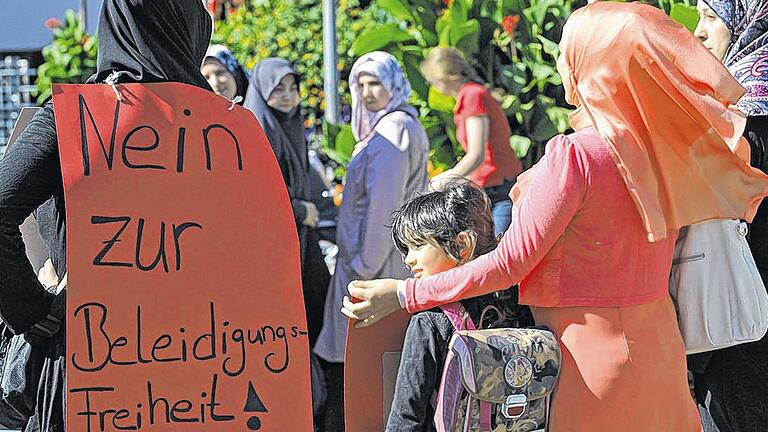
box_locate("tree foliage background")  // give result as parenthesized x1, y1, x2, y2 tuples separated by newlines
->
(35, 0, 700, 172)
(213, 0, 393, 131)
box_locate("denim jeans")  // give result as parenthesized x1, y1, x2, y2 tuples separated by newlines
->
(491, 199, 513, 235)
(484, 179, 515, 236)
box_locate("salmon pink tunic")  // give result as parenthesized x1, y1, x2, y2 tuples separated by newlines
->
(405, 128, 676, 310)
(404, 128, 701, 431)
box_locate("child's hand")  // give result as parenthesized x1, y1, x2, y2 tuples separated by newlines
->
(301, 201, 319, 227)
(341, 278, 401, 328)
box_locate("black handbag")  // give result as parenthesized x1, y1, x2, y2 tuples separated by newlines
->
(0, 324, 33, 429)
(0, 302, 61, 428)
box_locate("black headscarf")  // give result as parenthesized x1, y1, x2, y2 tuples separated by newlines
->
(244, 58, 309, 203)
(89, 0, 213, 90)
(243, 60, 332, 332)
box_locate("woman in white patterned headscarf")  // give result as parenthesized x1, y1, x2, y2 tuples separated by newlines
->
(349, 51, 421, 142)
(693, 1, 768, 430)
(314, 52, 429, 423)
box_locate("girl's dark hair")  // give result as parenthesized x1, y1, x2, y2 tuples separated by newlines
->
(392, 181, 496, 262)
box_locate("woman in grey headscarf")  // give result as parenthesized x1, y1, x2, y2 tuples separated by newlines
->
(313, 51, 429, 428)
(243, 59, 330, 348)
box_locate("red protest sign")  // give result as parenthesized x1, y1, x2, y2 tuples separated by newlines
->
(344, 311, 410, 431)
(52, 83, 312, 432)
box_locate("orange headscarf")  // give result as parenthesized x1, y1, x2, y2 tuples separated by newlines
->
(555, 1, 768, 241)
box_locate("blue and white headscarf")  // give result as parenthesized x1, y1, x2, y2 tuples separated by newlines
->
(349, 51, 418, 141)
(204, 44, 250, 101)
(704, 0, 768, 115)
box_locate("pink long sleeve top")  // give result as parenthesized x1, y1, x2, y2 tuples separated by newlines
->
(404, 128, 677, 312)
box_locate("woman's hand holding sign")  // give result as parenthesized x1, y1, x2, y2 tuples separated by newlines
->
(342, 279, 401, 328)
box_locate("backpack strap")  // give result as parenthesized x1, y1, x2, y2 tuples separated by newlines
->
(440, 303, 476, 331)
(434, 348, 462, 432)
(438, 303, 491, 432)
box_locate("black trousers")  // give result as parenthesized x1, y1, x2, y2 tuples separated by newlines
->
(693, 336, 768, 432)
(302, 228, 330, 349)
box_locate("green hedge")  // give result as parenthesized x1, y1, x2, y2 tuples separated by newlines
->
(35, 10, 97, 103)
(33, 1, 699, 173)
(212, 0, 393, 129)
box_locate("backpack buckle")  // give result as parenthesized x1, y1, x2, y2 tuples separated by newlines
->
(502, 394, 527, 419)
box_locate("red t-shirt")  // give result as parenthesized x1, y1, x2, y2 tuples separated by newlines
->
(454, 82, 522, 187)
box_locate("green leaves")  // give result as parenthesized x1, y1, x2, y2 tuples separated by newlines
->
(525, 0, 562, 28)
(445, 19, 480, 55)
(510, 135, 533, 158)
(427, 87, 457, 112)
(669, 3, 700, 32)
(480, 0, 505, 22)
(401, 50, 430, 101)
(359, 0, 573, 170)
(352, 23, 415, 56)
(346, 0, 696, 174)
(538, 35, 559, 58)
(323, 121, 356, 166)
(435, 1, 481, 55)
(378, 0, 414, 22)
(545, 105, 571, 134)
(35, 9, 97, 103)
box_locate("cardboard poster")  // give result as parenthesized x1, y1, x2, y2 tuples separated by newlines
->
(344, 310, 411, 431)
(52, 83, 312, 432)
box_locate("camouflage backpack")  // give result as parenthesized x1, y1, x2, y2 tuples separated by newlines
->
(434, 303, 561, 432)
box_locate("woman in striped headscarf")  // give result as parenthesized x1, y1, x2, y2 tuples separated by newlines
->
(314, 51, 429, 429)
(694, 2, 768, 430)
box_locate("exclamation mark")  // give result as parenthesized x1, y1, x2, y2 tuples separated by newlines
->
(244, 381, 268, 430)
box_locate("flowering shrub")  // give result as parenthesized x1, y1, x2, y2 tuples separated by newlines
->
(212, 0, 393, 129)
(502, 15, 520, 37)
(350, 0, 574, 170)
(349, 0, 698, 170)
(32, 1, 698, 173)
(35, 10, 98, 103)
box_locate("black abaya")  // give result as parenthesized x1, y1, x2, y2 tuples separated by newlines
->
(0, 1, 214, 430)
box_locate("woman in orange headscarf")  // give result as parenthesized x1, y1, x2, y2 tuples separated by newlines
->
(340, 2, 768, 430)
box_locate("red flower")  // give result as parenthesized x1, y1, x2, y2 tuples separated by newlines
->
(443, 0, 452, 6)
(44, 17, 63, 29)
(502, 15, 520, 37)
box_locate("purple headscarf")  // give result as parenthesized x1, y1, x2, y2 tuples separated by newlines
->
(704, 0, 768, 115)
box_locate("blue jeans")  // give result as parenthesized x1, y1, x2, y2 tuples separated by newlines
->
(492, 199, 512, 236)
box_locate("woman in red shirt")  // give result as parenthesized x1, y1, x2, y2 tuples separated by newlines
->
(421, 47, 522, 234)
(340, 3, 768, 430)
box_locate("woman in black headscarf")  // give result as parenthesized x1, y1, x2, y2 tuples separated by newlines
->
(0, 1, 213, 430)
(243, 59, 331, 425)
(243, 59, 330, 348)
